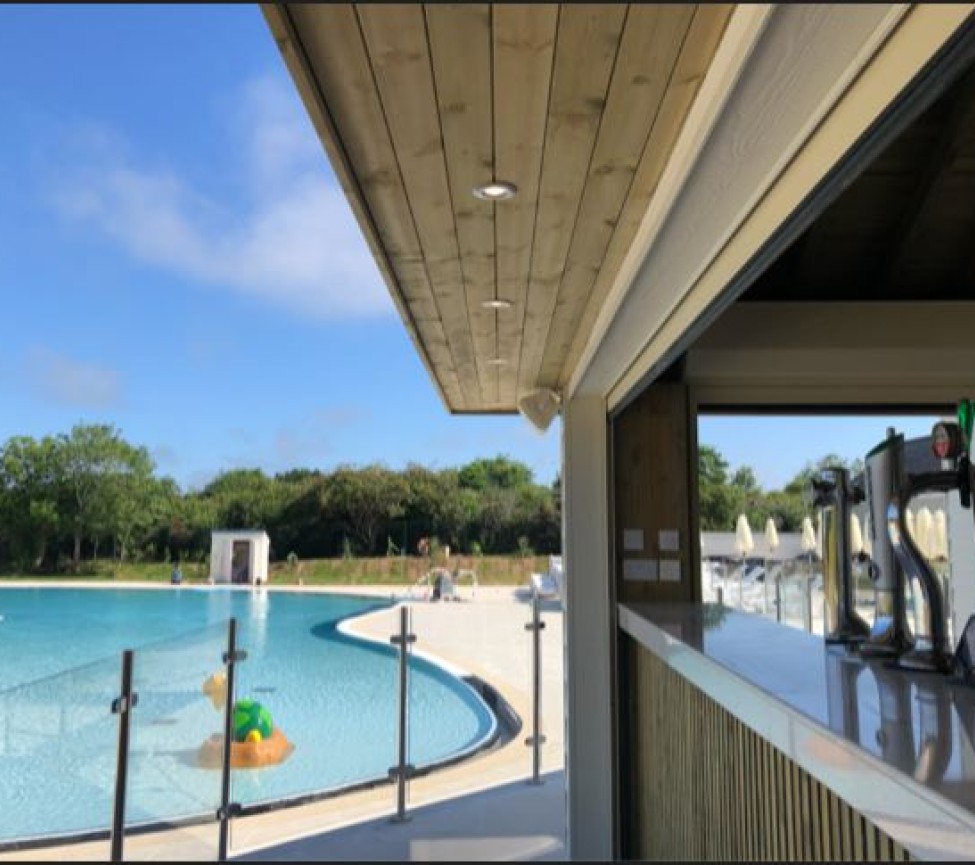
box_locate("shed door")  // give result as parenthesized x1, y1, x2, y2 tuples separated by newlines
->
(231, 541, 251, 584)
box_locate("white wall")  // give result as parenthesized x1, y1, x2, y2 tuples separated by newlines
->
(209, 533, 270, 584)
(250, 534, 270, 584)
(210, 535, 230, 583)
(562, 395, 614, 860)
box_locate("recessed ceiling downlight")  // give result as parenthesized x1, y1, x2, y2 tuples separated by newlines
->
(486, 357, 509, 366)
(473, 180, 517, 201)
(481, 299, 513, 310)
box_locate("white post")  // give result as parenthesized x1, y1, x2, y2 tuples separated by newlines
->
(562, 395, 613, 860)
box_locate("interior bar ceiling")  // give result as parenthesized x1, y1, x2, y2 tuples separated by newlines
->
(265, 3, 732, 412)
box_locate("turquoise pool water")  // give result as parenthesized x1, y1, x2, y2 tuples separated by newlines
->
(0, 587, 496, 843)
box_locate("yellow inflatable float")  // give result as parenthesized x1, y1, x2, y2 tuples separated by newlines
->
(202, 671, 227, 710)
(197, 727, 294, 770)
(197, 675, 294, 769)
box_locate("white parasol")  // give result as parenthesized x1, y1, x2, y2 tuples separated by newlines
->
(933, 508, 949, 561)
(905, 508, 916, 549)
(801, 516, 817, 553)
(849, 513, 864, 557)
(916, 507, 934, 559)
(735, 514, 755, 558)
(764, 518, 780, 558)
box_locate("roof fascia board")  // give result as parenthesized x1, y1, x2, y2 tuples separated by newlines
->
(566, 3, 774, 398)
(607, 4, 975, 414)
(567, 5, 960, 410)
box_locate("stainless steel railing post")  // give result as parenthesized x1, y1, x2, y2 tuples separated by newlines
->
(389, 605, 416, 822)
(110, 650, 137, 862)
(775, 576, 783, 624)
(218, 618, 247, 861)
(803, 576, 814, 632)
(525, 587, 546, 785)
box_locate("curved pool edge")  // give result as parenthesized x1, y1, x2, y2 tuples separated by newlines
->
(0, 590, 520, 855)
(334, 602, 505, 766)
(0, 578, 408, 600)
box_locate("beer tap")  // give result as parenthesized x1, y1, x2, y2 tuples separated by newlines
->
(888, 420, 970, 674)
(810, 466, 870, 645)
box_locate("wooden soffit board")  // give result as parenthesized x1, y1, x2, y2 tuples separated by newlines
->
(262, 3, 732, 413)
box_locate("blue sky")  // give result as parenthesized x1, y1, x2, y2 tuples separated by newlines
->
(698, 414, 941, 490)
(0, 5, 945, 494)
(0, 5, 560, 490)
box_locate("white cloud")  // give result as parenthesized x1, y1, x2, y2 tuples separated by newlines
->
(49, 74, 393, 320)
(24, 346, 123, 409)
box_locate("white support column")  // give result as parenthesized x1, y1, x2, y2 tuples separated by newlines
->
(561, 394, 614, 860)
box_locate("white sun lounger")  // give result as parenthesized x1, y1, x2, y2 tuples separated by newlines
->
(531, 555, 563, 600)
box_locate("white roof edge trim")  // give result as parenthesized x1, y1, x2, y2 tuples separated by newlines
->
(605, 3, 972, 412)
(565, 3, 775, 400)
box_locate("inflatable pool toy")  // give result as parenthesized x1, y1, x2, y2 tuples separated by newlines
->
(195, 692, 293, 769)
(233, 699, 273, 742)
(202, 671, 227, 710)
(196, 727, 294, 770)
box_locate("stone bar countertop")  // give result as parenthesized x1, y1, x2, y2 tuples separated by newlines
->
(619, 602, 975, 861)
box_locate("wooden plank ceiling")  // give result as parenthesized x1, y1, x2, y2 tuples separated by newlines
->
(266, 4, 732, 412)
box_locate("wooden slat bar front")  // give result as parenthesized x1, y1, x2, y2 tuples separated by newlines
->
(623, 636, 912, 861)
(618, 603, 975, 861)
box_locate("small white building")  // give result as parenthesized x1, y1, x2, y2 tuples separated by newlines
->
(209, 530, 270, 585)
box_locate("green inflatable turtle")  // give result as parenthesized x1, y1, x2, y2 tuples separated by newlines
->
(232, 699, 274, 743)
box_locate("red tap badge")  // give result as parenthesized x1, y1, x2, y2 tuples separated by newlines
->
(932, 422, 958, 460)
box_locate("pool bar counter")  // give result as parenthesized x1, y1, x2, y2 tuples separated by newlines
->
(617, 602, 975, 861)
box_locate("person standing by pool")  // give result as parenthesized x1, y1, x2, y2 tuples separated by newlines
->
(171, 561, 183, 585)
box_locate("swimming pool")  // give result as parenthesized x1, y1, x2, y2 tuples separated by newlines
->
(0, 587, 497, 844)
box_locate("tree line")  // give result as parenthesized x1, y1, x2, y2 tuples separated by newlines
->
(0, 422, 857, 572)
(0, 424, 561, 572)
(698, 444, 863, 533)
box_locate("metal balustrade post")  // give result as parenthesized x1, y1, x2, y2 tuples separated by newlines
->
(218, 618, 247, 861)
(110, 650, 137, 863)
(389, 605, 416, 823)
(803, 576, 814, 632)
(716, 587, 724, 606)
(525, 587, 546, 785)
(775, 576, 783, 624)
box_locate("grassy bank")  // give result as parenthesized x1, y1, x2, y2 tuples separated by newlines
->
(0, 554, 552, 587)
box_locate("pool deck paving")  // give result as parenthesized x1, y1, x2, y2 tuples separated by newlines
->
(0, 583, 566, 862)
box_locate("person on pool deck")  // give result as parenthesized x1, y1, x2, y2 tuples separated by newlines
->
(171, 561, 183, 585)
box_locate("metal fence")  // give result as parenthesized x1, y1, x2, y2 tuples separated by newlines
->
(0, 593, 551, 859)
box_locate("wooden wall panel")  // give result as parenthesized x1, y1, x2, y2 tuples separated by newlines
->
(613, 382, 699, 604)
(622, 637, 912, 861)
